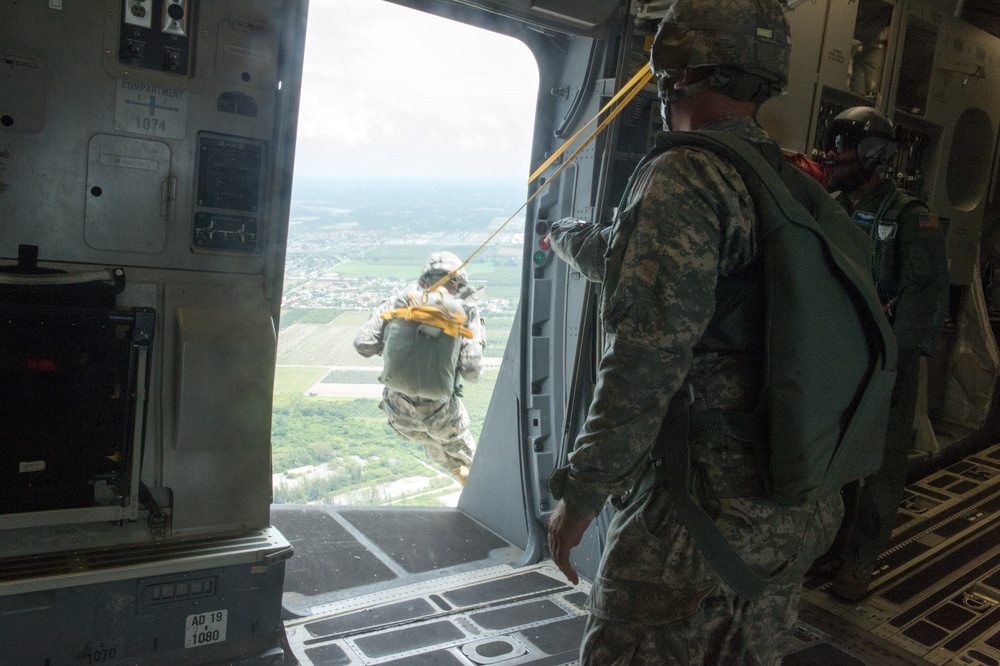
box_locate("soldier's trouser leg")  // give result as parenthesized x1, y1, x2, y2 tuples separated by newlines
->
(845, 348, 922, 574)
(384, 395, 475, 477)
(419, 397, 475, 472)
(581, 577, 802, 666)
(418, 434, 474, 473)
(582, 460, 842, 665)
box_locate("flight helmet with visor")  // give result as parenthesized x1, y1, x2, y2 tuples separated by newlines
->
(823, 106, 897, 173)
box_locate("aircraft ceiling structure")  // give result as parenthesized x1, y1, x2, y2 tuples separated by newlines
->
(387, 0, 620, 36)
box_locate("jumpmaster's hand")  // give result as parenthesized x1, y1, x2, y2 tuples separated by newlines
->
(547, 500, 592, 585)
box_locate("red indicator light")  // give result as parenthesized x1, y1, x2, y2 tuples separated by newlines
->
(26, 357, 57, 371)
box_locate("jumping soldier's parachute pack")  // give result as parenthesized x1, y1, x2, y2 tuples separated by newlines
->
(378, 287, 473, 401)
(642, 130, 898, 600)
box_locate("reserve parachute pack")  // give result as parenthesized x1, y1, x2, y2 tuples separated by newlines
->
(649, 130, 897, 599)
(378, 288, 472, 401)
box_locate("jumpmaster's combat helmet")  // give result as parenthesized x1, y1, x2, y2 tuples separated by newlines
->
(649, 0, 791, 105)
(419, 251, 469, 290)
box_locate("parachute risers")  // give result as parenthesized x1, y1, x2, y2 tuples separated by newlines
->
(378, 288, 472, 401)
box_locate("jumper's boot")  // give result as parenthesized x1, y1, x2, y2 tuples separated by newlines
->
(828, 559, 874, 602)
(805, 551, 843, 580)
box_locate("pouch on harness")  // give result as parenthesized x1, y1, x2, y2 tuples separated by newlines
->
(645, 131, 897, 600)
(378, 288, 472, 401)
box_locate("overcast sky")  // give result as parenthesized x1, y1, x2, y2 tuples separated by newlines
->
(292, 0, 540, 182)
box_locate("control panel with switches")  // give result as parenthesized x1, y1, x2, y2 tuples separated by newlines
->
(119, 0, 192, 75)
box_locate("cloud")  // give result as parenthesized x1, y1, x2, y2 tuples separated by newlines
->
(293, 0, 539, 181)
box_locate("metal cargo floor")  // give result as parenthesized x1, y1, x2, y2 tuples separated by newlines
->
(276, 442, 1000, 666)
(273, 505, 586, 665)
(788, 442, 1000, 666)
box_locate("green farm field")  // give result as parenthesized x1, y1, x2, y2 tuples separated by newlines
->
(277, 311, 514, 366)
(271, 231, 521, 506)
(271, 180, 526, 505)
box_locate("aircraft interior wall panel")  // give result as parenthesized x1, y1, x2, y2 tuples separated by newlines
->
(533, 38, 605, 210)
(0, 267, 277, 556)
(0, 1, 289, 277)
(531, 274, 574, 517)
(759, 0, 831, 154)
(530, 0, 621, 30)
(0, 3, 106, 263)
(911, 5, 1000, 286)
(538, 163, 583, 225)
(813, 0, 866, 106)
(0, 537, 290, 664)
(521, 23, 636, 571)
(160, 284, 276, 535)
(398, 0, 619, 37)
(97, 0, 286, 274)
(525, 32, 600, 528)
(528, 274, 559, 518)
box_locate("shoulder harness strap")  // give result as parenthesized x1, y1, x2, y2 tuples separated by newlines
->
(380, 293, 472, 339)
(646, 130, 894, 601)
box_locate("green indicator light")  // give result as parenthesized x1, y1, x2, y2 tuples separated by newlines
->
(533, 251, 547, 264)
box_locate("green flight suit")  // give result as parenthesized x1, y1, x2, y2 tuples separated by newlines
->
(832, 180, 948, 593)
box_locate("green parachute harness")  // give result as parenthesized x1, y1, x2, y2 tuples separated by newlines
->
(642, 130, 897, 600)
(378, 288, 473, 401)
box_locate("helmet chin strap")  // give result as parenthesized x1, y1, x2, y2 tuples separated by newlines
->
(823, 156, 853, 169)
(658, 66, 776, 117)
(657, 70, 718, 130)
(659, 75, 715, 103)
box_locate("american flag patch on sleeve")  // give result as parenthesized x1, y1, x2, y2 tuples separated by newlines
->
(919, 213, 940, 229)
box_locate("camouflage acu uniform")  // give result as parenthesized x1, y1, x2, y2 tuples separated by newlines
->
(548, 116, 843, 665)
(354, 290, 486, 475)
(547, 219, 611, 282)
